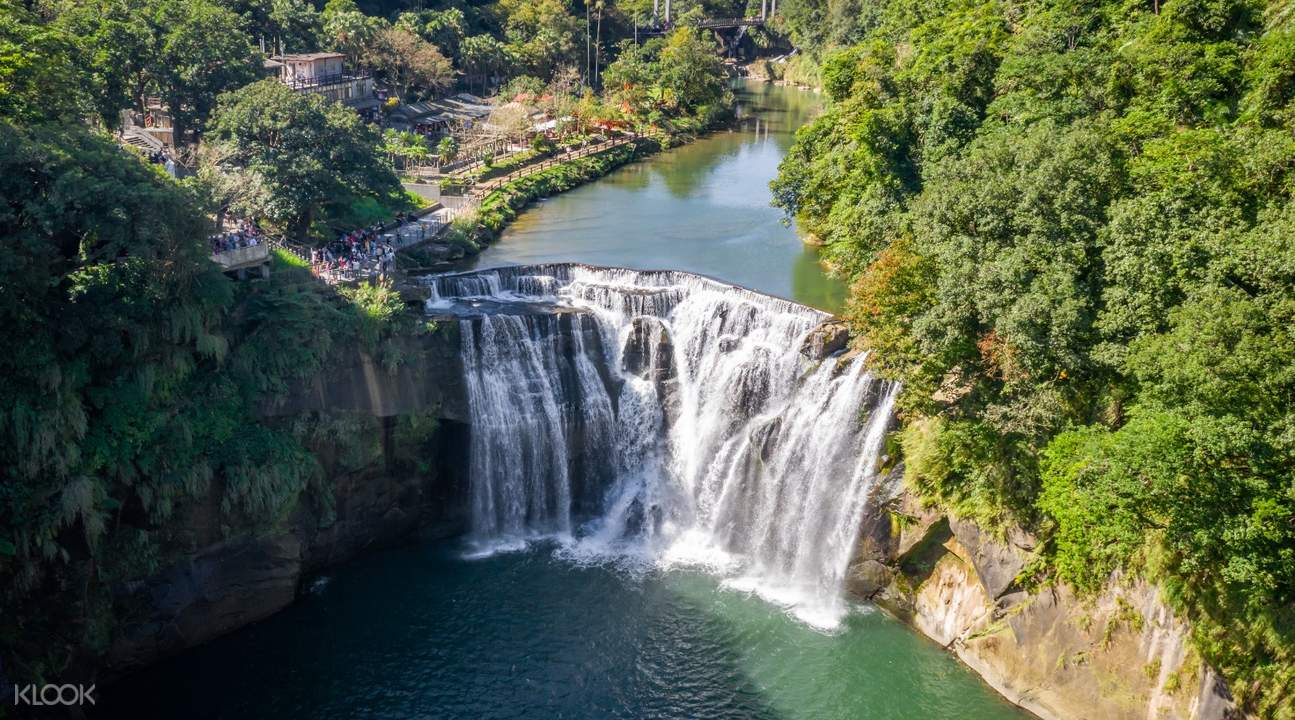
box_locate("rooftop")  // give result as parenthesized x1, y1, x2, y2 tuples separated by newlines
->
(271, 52, 345, 62)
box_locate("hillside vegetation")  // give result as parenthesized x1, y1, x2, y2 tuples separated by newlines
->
(771, 0, 1295, 713)
(0, 0, 434, 682)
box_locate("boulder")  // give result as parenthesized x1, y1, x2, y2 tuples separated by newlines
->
(948, 516, 1035, 601)
(799, 318, 850, 359)
(847, 559, 893, 599)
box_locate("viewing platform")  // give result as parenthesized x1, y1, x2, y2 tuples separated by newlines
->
(211, 243, 271, 279)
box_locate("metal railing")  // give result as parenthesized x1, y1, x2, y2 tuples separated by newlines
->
(281, 72, 371, 91)
(640, 17, 766, 33)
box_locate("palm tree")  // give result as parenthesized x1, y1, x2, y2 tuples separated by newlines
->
(594, 0, 605, 87)
(437, 136, 459, 166)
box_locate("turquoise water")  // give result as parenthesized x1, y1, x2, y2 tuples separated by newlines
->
(463, 82, 849, 313)
(97, 542, 1027, 719)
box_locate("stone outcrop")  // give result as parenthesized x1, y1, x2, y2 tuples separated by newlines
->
(104, 418, 470, 678)
(948, 516, 1035, 602)
(104, 305, 627, 679)
(106, 534, 302, 672)
(799, 318, 850, 359)
(851, 485, 1239, 720)
(263, 327, 469, 422)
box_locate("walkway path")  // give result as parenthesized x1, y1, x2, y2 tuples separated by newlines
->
(469, 135, 636, 199)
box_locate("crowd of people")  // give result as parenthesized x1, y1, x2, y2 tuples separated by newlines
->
(207, 212, 438, 282)
(310, 223, 400, 282)
(210, 220, 265, 255)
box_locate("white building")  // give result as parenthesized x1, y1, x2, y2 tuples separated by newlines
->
(266, 53, 376, 109)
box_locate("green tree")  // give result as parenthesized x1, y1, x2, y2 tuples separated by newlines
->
(459, 33, 514, 94)
(267, 0, 323, 53)
(657, 27, 726, 111)
(0, 1, 86, 123)
(0, 119, 231, 615)
(498, 0, 584, 78)
(772, 0, 1295, 712)
(51, 0, 156, 128)
(152, 0, 260, 145)
(396, 7, 467, 59)
(601, 39, 659, 117)
(322, 8, 384, 68)
(436, 135, 459, 164)
(204, 79, 400, 240)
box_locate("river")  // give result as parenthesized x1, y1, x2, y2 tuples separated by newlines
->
(463, 81, 848, 313)
(93, 84, 1029, 720)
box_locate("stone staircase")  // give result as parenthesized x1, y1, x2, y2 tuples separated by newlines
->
(121, 127, 165, 154)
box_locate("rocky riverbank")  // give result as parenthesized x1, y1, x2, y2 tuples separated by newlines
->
(847, 484, 1241, 720)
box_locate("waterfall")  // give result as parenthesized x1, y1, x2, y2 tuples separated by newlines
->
(427, 264, 899, 628)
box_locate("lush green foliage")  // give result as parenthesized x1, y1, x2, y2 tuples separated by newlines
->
(774, 0, 1295, 712)
(204, 79, 402, 240)
(473, 142, 644, 241)
(601, 28, 734, 130)
(50, 0, 260, 139)
(0, 9, 421, 681)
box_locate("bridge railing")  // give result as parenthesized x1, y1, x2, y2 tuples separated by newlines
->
(640, 16, 766, 33)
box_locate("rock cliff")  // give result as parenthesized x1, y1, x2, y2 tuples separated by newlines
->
(848, 478, 1240, 720)
(104, 328, 475, 677)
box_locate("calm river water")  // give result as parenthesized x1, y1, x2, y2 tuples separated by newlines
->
(463, 81, 848, 313)
(93, 83, 1030, 720)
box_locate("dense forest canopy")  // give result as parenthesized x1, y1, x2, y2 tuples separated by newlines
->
(771, 0, 1295, 714)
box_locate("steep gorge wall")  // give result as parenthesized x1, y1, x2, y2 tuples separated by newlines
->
(103, 309, 631, 676)
(104, 328, 476, 676)
(847, 483, 1240, 720)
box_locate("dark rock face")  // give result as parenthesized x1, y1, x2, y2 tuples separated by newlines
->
(263, 328, 469, 422)
(846, 465, 904, 601)
(621, 316, 675, 382)
(105, 306, 627, 677)
(104, 331, 478, 678)
(799, 318, 850, 360)
(105, 431, 470, 678)
(107, 534, 301, 672)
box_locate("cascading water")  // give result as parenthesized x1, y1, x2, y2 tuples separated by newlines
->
(425, 264, 899, 628)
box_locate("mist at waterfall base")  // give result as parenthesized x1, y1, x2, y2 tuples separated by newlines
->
(437, 264, 895, 630)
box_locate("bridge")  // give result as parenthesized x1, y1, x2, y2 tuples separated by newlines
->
(639, 0, 778, 33)
(640, 17, 765, 36)
(695, 17, 767, 29)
